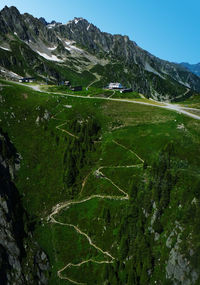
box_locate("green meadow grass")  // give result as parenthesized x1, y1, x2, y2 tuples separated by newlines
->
(178, 92, 200, 109)
(1, 80, 200, 284)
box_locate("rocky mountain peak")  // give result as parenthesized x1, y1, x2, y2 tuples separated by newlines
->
(0, 5, 28, 38)
(0, 5, 20, 19)
(0, 5, 21, 20)
(66, 16, 94, 31)
(0, 5, 200, 98)
(39, 17, 48, 25)
(1, 5, 19, 13)
(74, 17, 84, 23)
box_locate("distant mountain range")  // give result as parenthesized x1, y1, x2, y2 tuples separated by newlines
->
(180, 62, 200, 77)
(0, 5, 200, 100)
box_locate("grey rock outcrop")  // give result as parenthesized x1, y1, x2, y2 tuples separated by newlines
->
(0, 129, 50, 284)
(1, 5, 200, 99)
(166, 222, 199, 285)
(0, 6, 58, 44)
(54, 17, 200, 92)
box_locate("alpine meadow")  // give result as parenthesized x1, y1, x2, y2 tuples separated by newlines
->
(1, 4, 200, 285)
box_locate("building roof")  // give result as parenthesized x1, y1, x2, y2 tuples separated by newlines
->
(108, 82, 123, 89)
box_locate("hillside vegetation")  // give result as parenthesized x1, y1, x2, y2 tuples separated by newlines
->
(1, 80, 200, 284)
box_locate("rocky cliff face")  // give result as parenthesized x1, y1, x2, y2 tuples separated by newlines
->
(0, 5, 200, 100)
(0, 6, 58, 44)
(0, 129, 50, 284)
(55, 17, 200, 91)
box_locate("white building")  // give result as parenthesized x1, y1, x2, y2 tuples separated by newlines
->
(108, 82, 123, 89)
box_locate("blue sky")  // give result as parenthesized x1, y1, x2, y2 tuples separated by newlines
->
(0, 0, 199, 63)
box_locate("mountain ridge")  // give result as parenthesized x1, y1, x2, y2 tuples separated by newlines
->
(180, 62, 200, 77)
(0, 5, 200, 101)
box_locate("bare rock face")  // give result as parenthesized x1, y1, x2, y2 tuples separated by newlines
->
(39, 17, 48, 26)
(55, 17, 200, 93)
(1, 5, 200, 99)
(165, 222, 198, 285)
(0, 6, 28, 40)
(0, 129, 50, 284)
(0, 6, 58, 44)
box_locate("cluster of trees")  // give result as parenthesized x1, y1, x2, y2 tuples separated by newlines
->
(100, 142, 180, 284)
(147, 72, 187, 101)
(150, 143, 177, 234)
(62, 116, 101, 197)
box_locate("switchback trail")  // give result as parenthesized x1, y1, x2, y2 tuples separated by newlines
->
(113, 140, 144, 163)
(56, 121, 78, 139)
(86, 74, 101, 90)
(47, 133, 144, 283)
(108, 90, 116, 98)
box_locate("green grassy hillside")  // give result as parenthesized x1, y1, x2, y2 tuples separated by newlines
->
(1, 80, 200, 284)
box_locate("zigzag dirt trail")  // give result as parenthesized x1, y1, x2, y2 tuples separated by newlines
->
(56, 121, 79, 139)
(47, 119, 144, 284)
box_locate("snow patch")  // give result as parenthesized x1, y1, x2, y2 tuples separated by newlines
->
(9, 71, 19, 77)
(177, 80, 190, 88)
(36, 51, 63, 62)
(25, 40, 33, 44)
(64, 41, 83, 53)
(87, 24, 91, 31)
(47, 23, 56, 29)
(74, 18, 83, 24)
(48, 46, 57, 51)
(63, 105, 72, 108)
(0, 67, 20, 78)
(0, 46, 11, 52)
(65, 40, 76, 44)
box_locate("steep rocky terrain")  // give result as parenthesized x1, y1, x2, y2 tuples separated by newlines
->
(0, 6, 200, 100)
(55, 17, 199, 89)
(0, 129, 50, 284)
